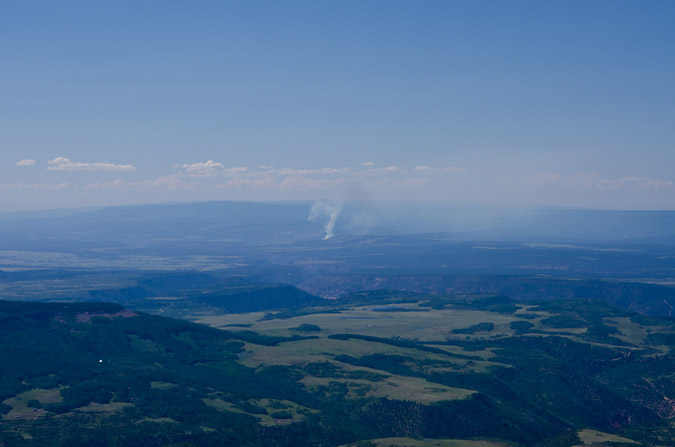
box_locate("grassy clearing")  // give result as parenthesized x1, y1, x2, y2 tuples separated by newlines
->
(196, 301, 625, 351)
(577, 429, 640, 445)
(301, 374, 473, 404)
(198, 301, 622, 350)
(197, 305, 520, 341)
(237, 337, 474, 404)
(239, 336, 497, 377)
(2, 388, 63, 420)
(195, 312, 267, 328)
(603, 317, 649, 346)
(200, 300, 651, 410)
(339, 438, 514, 447)
(214, 303, 518, 377)
(73, 402, 133, 414)
(239, 338, 458, 368)
(202, 397, 317, 426)
(202, 303, 528, 406)
(514, 305, 553, 317)
(532, 327, 589, 337)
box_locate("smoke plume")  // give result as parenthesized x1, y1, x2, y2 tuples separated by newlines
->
(308, 201, 342, 240)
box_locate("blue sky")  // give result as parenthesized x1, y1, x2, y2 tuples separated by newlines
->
(1, 1, 674, 210)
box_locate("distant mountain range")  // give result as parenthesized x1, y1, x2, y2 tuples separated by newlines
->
(1, 201, 674, 246)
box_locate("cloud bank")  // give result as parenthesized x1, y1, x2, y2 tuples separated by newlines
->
(7, 157, 673, 210)
(528, 172, 673, 191)
(48, 157, 137, 172)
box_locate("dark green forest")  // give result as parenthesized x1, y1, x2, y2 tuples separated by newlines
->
(1, 293, 674, 447)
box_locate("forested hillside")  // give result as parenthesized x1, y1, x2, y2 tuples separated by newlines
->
(2, 295, 675, 447)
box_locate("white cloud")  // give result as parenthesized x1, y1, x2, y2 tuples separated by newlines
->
(527, 172, 565, 186)
(16, 159, 36, 167)
(214, 177, 276, 191)
(259, 167, 352, 176)
(357, 165, 403, 176)
(206, 162, 466, 193)
(598, 176, 673, 191)
(48, 157, 136, 172)
(180, 160, 225, 177)
(527, 172, 673, 191)
(175, 162, 454, 187)
(414, 165, 466, 173)
(0, 161, 476, 205)
(177, 160, 250, 178)
(83, 177, 189, 191)
(223, 167, 248, 176)
(277, 176, 347, 191)
(208, 163, 409, 192)
(132, 176, 188, 191)
(0, 182, 71, 191)
(82, 180, 127, 191)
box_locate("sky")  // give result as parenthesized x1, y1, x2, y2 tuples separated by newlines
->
(1, 0, 674, 211)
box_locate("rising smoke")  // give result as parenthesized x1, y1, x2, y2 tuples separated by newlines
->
(308, 201, 342, 240)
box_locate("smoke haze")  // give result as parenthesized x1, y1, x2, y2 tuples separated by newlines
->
(308, 201, 342, 240)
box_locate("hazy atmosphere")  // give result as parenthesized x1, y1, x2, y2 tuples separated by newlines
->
(3, 3, 675, 447)
(2, 1, 674, 211)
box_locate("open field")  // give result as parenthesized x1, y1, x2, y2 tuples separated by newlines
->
(2, 295, 675, 446)
(203, 397, 319, 426)
(198, 297, 675, 410)
(2, 388, 63, 420)
(301, 374, 473, 404)
(576, 429, 640, 445)
(196, 303, 521, 341)
(72, 401, 133, 414)
(1, 294, 675, 446)
(237, 336, 477, 404)
(603, 317, 650, 346)
(238, 337, 492, 370)
(196, 298, 669, 358)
